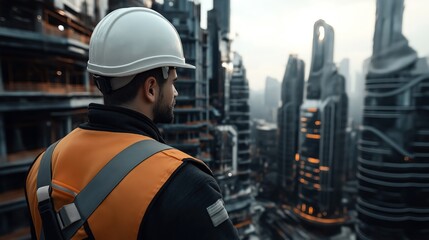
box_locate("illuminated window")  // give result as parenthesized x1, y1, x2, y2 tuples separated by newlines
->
(320, 166, 330, 171)
(308, 157, 320, 164)
(306, 133, 320, 139)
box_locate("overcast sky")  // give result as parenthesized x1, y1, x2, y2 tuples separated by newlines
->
(199, 0, 429, 91)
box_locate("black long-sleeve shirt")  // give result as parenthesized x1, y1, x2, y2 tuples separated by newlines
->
(77, 103, 239, 239)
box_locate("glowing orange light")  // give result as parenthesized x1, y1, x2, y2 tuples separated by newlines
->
(314, 183, 321, 190)
(302, 203, 306, 212)
(320, 166, 330, 171)
(308, 157, 320, 164)
(307, 108, 317, 112)
(313, 168, 320, 173)
(301, 128, 307, 132)
(234, 219, 252, 229)
(295, 153, 300, 161)
(300, 178, 308, 185)
(306, 133, 320, 139)
(301, 117, 308, 122)
(293, 208, 345, 224)
(305, 173, 312, 178)
(309, 207, 314, 215)
(315, 120, 321, 125)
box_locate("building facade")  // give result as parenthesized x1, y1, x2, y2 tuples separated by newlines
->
(295, 20, 348, 232)
(357, 0, 429, 239)
(277, 54, 305, 205)
(0, 0, 103, 238)
(264, 76, 280, 123)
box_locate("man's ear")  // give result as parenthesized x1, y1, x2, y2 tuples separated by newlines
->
(142, 76, 158, 103)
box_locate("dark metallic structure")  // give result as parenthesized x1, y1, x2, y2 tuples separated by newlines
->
(0, 0, 103, 238)
(356, 0, 429, 239)
(277, 54, 305, 204)
(295, 20, 348, 230)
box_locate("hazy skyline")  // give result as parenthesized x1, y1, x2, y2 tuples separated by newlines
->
(199, 0, 429, 91)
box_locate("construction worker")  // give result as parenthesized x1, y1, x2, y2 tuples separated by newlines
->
(25, 7, 240, 240)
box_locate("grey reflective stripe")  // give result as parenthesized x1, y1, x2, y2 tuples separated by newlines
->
(52, 183, 77, 197)
(207, 199, 229, 227)
(37, 141, 60, 188)
(62, 140, 172, 239)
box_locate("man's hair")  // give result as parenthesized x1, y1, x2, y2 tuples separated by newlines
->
(99, 68, 167, 106)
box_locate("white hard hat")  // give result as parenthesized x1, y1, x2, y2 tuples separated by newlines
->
(87, 7, 195, 78)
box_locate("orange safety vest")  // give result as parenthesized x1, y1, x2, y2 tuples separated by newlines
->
(26, 128, 210, 239)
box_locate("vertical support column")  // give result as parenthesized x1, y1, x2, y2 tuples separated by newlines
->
(0, 58, 4, 92)
(66, 115, 72, 134)
(0, 114, 7, 163)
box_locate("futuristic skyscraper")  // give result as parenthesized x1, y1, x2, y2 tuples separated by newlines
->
(356, 0, 429, 239)
(295, 20, 348, 230)
(278, 54, 305, 204)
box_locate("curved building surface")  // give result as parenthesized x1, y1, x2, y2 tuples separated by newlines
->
(357, 0, 429, 239)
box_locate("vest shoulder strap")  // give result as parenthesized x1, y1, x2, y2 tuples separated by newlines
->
(36, 139, 172, 239)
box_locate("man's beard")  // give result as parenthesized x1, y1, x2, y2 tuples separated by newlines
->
(153, 93, 174, 124)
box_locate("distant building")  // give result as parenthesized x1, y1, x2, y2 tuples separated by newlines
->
(277, 54, 305, 204)
(264, 76, 280, 123)
(207, 0, 233, 121)
(212, 125, 238, 176)
(295, 20, 348, 233)
(254, 122, 278, 199)
(357, 0, 429, 239)
(229, 52, 251, 186)
(206, 1, 254, 238)
(224, 52, 254, 237)
(338, 58, 351, 95)
(0, 0, 103, 238)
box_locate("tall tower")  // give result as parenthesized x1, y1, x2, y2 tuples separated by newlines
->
(223, 52, 254, 237)
(357, 0, 429, 239)
(264, 77, 281, 123)
(295, 20, 348, 232)
(207, 0, 233, 120)
(277, 54, 305, 204)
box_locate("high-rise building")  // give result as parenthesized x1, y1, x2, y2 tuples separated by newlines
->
(277, 54, 305, 204)
(295, 20, 348, 232)
(224, 52, 254, 237)
(254, 122, 278, 199)
(229, 52, 251, 187)
(0, 0, 103, 238)
(357, 0, 429, 239)
(264, 76, 280, 123)
(207, 0, 233, 121)
(338, 58, 351, 95)
(155, 0, 212, 163)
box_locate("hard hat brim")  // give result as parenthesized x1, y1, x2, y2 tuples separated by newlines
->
(88, 56, 195, 77)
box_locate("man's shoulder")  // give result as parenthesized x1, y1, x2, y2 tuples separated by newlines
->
(160, 148, 213, 176)
(172, 160, 217, 191)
